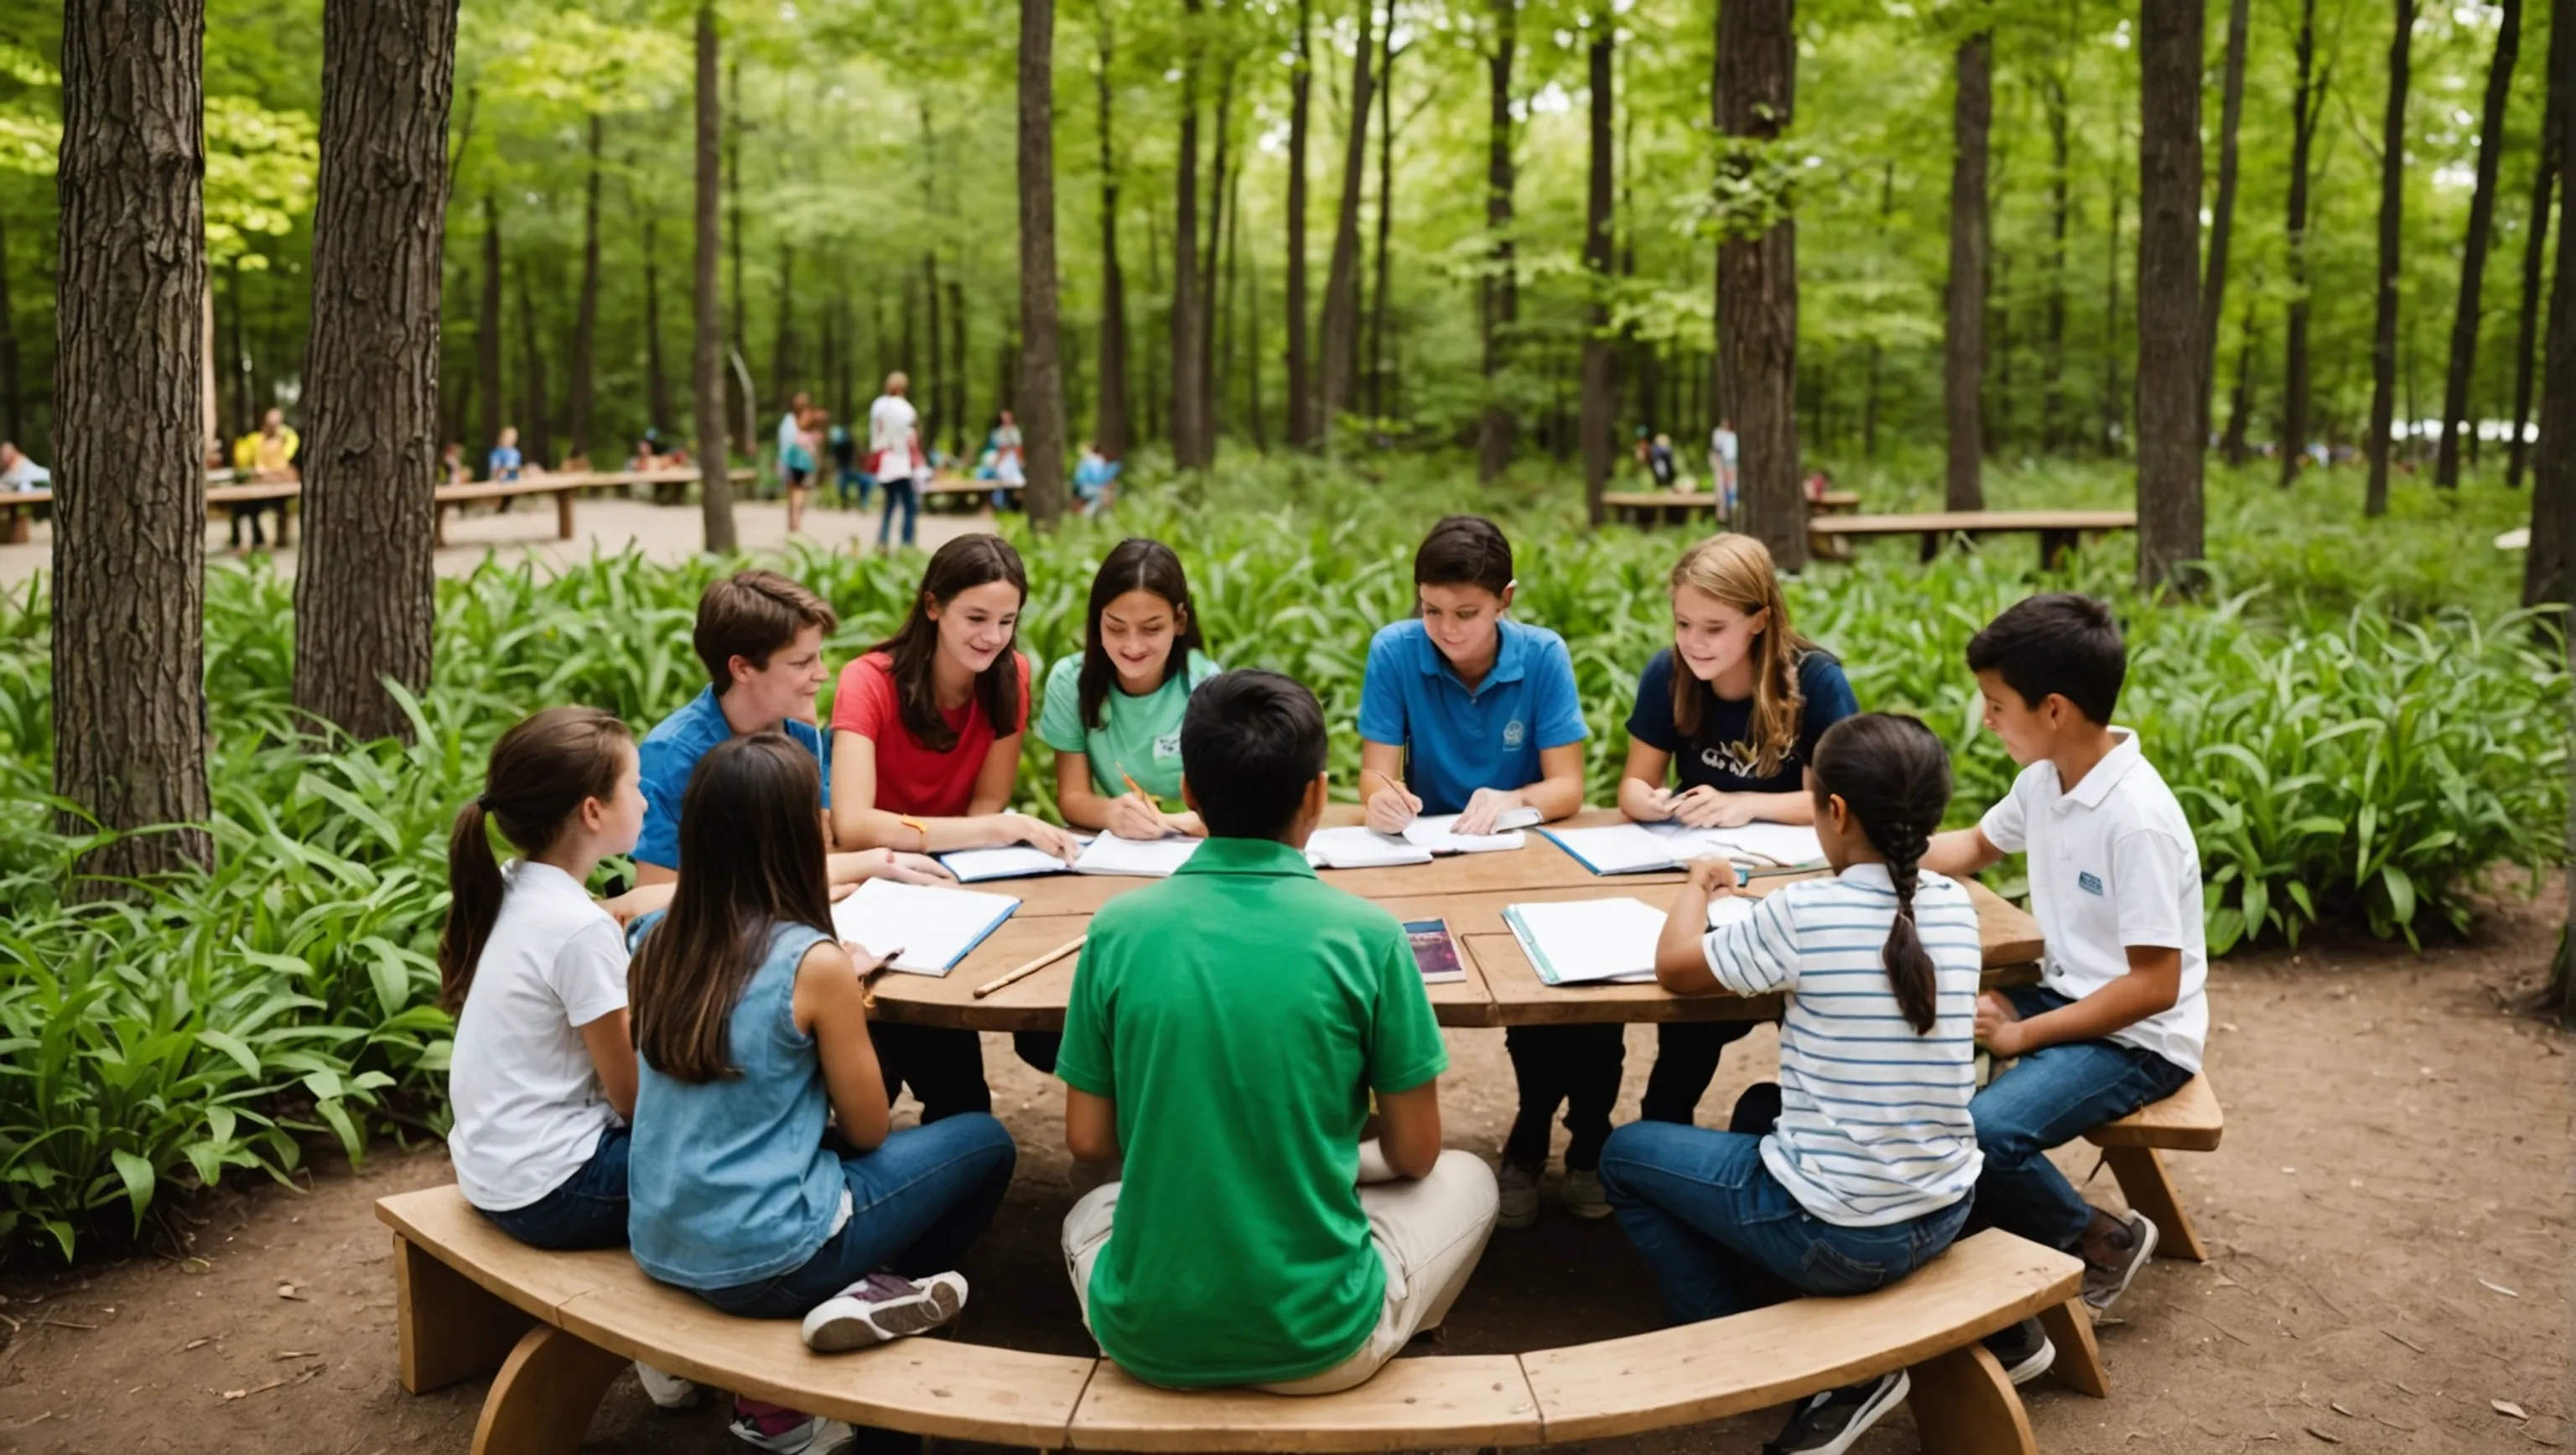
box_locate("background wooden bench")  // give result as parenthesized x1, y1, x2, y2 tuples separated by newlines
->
(1807, 509, 2137, 569)
(431, 468, 754, 547)
(917, 475, 1021, 514)
(381, 1184, 2097, 1455)
(2084, 1073, 2224, 1261)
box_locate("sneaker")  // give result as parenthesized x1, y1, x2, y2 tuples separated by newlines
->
(1981, 1317, 2056, 1386)
(1561, 1167, 1611, 1220)
(2080, 1210, 2159, 1314)
(801, 1270, 970, 1352)
(634, 1360, 703, 1410)
(1497, 1161, 1540, 1230)
(1762, 1371, 1910, 1455)
(730, 1408, 854, 1454)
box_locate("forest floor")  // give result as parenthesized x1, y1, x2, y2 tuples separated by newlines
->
(2, 881, 2566, 1455)
(0, 492, 989, 588)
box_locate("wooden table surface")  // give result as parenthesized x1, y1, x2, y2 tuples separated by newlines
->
(869, 807, 2043, 1032)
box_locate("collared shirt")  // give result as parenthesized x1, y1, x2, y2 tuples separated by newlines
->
(1036, 649, 1222, 803)
(1980, 729, 2209, 1073)
(634, 687, 833, 870)
(1056, 836, 1448, 1388)
(1355, 617, 1588, 815)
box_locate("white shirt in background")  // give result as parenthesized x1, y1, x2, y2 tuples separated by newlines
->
(870, 394, 922, 481)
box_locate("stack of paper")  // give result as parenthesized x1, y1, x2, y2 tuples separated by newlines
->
(1305, 826, 1435, 870)
(830, 879, 1023, 976)
(1502, 897, 1669, 985)
(1072, 834, 1202, 878)
(939, 844, 1075, 882)
(1402, 807, 1544, 855)
(1543, 819, 1826, 876)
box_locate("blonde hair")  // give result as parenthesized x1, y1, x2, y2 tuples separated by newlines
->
(884, 372, 910, 395)
(1668, 533, 1815, 778)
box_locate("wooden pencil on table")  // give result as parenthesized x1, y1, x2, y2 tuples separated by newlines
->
(973, 935, 1086, 998)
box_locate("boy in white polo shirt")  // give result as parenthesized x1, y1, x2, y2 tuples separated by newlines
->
(1924, 593, 2205, 1335)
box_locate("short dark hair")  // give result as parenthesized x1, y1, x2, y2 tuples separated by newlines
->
(1965, 593, 2126, 724)
(1413, 515, 1514, 595)
(1179, 670, 1327, 840)
(693, 571, 838, 694)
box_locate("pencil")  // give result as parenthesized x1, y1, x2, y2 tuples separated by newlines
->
(1116, 762, 1150, 801)
(974, 935, 1086, 999)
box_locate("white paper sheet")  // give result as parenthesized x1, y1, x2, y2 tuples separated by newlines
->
(829, 878, 1022, 975)
(1072, 834, 1203, 878)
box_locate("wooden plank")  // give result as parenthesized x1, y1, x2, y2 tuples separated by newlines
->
(468, 1322, 627, 1455)
(549, 1279, 1098, 1448)
(2099, 1146, 2210, 1261)
(2035, 1297, 2108, 1398)
(2083, 1073, 2223, 1151)
(374, 1186, 628, 1322)
(1906, 1343, 2037, 1455)
(1808, 510, 2137, 537)
(393, 1233, 535, 1395)
(1066, 1356, 1545, 1452)
(1517, 1230, 2080, 1442)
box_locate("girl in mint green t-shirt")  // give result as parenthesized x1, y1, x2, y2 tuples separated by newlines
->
(1040, 538, 1221, 840)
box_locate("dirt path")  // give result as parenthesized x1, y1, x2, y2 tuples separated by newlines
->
(4, 885, 2564, 1454)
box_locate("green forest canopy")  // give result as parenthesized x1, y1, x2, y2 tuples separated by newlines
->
(0, 0, 2555, 471)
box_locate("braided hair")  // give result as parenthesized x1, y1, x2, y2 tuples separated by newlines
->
(1809, 714, 1954, 1035)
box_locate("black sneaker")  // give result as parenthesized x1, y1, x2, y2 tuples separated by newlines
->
(2080, 1210, 2159, 1314)
(1981, 1317, 2056, 1386)
(1762, 1371, 1910, 1455)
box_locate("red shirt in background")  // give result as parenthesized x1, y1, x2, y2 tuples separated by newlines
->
(830, 650, 1031, 817)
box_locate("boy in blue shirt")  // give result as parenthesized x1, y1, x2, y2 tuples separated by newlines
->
(1357, 516, 1595, 1228)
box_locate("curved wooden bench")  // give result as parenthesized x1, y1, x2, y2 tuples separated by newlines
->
(2083, 1073, 2224, 1262)
(382, 1184, 2101, 1454)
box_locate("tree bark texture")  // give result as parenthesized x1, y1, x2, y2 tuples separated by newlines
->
(2527, 0, 2575, 606)
(2281, 0, 2322, 486)
(477, 194, 501, 471)
(0, 210, 19, 446)
(2199, 0, 2251, 445)
(2136, 0, 2205, 592)
(1168, 0, 1208, 470)
(2043, 72, 2070, 449)
(516, 264, 548, 463)
(53, 0, 215, 877)
(1091, 2, 1131, 458)
(1945, 30, 1991, 512)
(2511, 10, 2564, 490)
(1478, 0, 1517, 481)
(1716, 0, 1802, 570)
(644, 211, 672, 432)
(694, 1, 736, 553)
(1200, 57, 1235, 443)
(2438, 0, 2521, 489)
(1367, 30, 1394, 425)
(293, 0, 456, 743)
(1018, 0, 1068, 523)
(567, 112, 602, 460)
(1318, 0, 1376, 439)
(1579, 26, 1614, 526)
(2365, 0, 2416, 517)
(1286, 0, 1316, 449)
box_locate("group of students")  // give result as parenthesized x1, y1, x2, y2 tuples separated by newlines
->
(439, 514, 2208, 1455)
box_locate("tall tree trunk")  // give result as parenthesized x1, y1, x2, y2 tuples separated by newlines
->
(694, 1, 737, 552)
(1864, 161, 1892, 460)
(1478, 0, 1518, 481)
(517, 264, 549, 465)
(772, 242, 798, 411)
(1219, 154, 1243, 440)
(294, 0, 454, 742)
(1367, 24, 1396, 427)
(54, 0, 213, 880)
(1945, 30, 1991, 512)
(946, 274, 967, 455)
(1579, 23, 1614, 525)
(2222, 296, 2261, 463)
(478, 194, 502, 471)
(1286, 0, 1317, 448)
(2043, 71, 2070, 449)
(1716, 0, 1803, 569)
(1245, 189, 1268, 450)
(1200, 55, 1235, 446)
(923, 252, 945, 448)
(2365, 0, 2416, 517)
(1317, 0, 1376, 437)
(2527, 0, 2575, 606)
(2438, 0, 2522, 489)
(1167, 0, 1208, 468)
(567, 112, 602, 461)
(1091, 1, 1132, 457)
(2136, 0, 2205, 592)
(1019, 0, 1068, 524)
(2281, 0, 2323, 486)
(0, 210, 18, 447)
(2510, 10, 2563, 489)
(2199, 0, 2251, 447)
(644, 212, 672, 431)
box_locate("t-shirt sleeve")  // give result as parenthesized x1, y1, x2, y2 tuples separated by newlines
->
(1053, 937, 1116, 1099)
(1356, 629, 1408, 746)
(1703, 889, 1802, 996)
(2110, 827, 2193, 950)
(1797, 655, 1859, 761)
(829, 657, 895, 741)
(548, 914, 631, 1029)
(1535, 634, 1590, 749)
(1036, 654, 1088, 756)
(632, 736, 688, 870)
(1366, 921, 1448, 1095)
(1980, 769, 2032, 854)
(1624, 652, 1680, 753)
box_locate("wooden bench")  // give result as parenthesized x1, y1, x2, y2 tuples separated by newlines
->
(918, 475, 1021, 513)
(0, 488, 48, 544)
(382, 1184, 2100, 1454)
(1806, 510, 2137, 569)
(429, 469, 750, 548)
(2084, 1073, 2223, 1262)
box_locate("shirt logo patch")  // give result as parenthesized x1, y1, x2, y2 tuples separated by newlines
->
(1152, 731, 1182, 760)
(1699, 740, 1772, 777)
(2077, 870, 2106, 896)
(1503, 719, 1526, 747)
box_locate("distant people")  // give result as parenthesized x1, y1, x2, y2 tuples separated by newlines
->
(440, 442, 470, 486)
(870, 372, 924, 552)
(227, 408, 299, 552)
(1072, 441, 1120, 517)
(783, 405, 820, 535)
(776, 392, 812, 501)
(0, 440, 49, 491)
(1648, 434, 1678, 488)
(1709, 419, 1740, 520)
(987, 410, 1025, 510)
(828, 419, 870, 510)
(1803, 468, 1836, 502)
(488, 426, 526, 483)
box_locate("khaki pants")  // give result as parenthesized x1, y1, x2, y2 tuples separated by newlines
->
(1062, 1149, 1501, 1395)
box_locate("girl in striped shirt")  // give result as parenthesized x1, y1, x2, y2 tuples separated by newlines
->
(1599, 713, 1987, 1455)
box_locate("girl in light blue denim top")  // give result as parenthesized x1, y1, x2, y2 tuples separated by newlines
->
(625, 733, 1017, 1447)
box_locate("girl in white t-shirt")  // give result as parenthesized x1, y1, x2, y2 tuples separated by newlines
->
(441, 706, 657, 1252)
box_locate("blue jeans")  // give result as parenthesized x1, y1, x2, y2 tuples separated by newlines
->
(877, 478, 918, 547)
(480, 1125, 631, 1251)
(1968, 985, 2196, 1252)
(693, 1112, 1017, 1319)
(839, 469, 874, 509)
(1597, 1120, 1973, 1324)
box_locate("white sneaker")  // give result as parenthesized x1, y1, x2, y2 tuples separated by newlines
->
(730, 1412, 853, 1454)
(634, 1359, 703, 1410)
(801, 1270, 969, 1353)
(1561, 1167, 1611, 1220)
(1497, 1161, 1540, 1230)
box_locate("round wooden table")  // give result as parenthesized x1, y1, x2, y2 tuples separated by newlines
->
(869, 808, 2044, 1032)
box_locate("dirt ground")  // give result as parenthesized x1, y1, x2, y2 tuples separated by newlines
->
(3, 880, 2565, 1454)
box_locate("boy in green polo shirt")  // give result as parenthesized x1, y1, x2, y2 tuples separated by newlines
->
(1056, 670, 1500, 1393)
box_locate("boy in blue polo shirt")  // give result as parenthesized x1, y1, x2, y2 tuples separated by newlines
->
(1357, 516, 1595, 1229)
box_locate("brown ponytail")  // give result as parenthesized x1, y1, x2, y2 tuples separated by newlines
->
(1810, 714, 1953, 1036)
(439, 706, 636, 1012)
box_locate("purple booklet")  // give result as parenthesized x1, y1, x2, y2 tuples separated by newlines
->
(1404, 918, 1467, 985)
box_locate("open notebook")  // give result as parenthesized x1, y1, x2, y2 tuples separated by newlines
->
(939, 844, 1075, 883)
(830, 878, 1022, 976)
(1072, 833, 1202, 877)
(1306, 807, 1544, 870)
(1503, 893, 1754, 986)
(1541, 820, 1826, 876)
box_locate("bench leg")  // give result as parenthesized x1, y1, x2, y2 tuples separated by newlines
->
(1907, 1343, 2036, 1455)
(4, 509, 26, 544)
(392, 1233, 535, 1394)
(2039, 529, 2072, 570)
(434, 502, 449, 549)
(2036, 1297, 2108, 1398)
(1919, 530, 1941, 563)
(556, 491, 575, 541)
(2102, 1146, 2208, 1261)
(469, 1323, 626, 1455)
